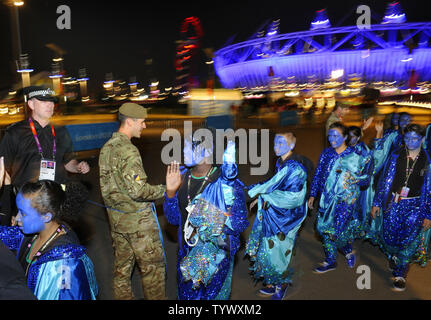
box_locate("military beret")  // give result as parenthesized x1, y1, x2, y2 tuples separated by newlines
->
(118, 102, 148, 119)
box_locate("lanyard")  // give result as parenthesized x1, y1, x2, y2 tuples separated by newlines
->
(25, 226, 64, 276)
(28, 117, 56, 159)
(404, 149, 420, 187)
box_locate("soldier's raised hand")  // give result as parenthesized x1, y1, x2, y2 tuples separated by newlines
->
(166, 161, 182, 198)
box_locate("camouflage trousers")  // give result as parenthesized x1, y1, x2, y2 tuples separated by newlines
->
(111, 227, 167, 300)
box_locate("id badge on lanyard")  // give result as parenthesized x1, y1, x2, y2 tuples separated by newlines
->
(39, 159, 56, 181)
(29, 118, 57, 182)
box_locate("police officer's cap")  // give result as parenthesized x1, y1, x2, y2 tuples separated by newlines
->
(119, 102, 148, 119)
(24, 86, 57, 102)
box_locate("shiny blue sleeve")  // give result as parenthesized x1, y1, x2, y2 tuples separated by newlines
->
(163, 192, 181, 226)
(0, 226, 24, 251)
(372, 131, 398, 174)
(310, 149, 329, 198)
(225, 181, 249, 235)
(425, 124, 431, 151)
(358, 157, 373, 189)
(372, 153, 396, 208)
(422, 158, 431, 220)
(357, 145, 374, 189)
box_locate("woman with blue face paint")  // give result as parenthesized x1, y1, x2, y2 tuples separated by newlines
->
(371, 124, 431, 291)
(164, 133, 248, 300)
(0, 180, 98, 300)
(308, 122, 372, 273)
(387, 112, 400, 134)
(346, 126, 375, 239)
(245, 133, 308, 300)
(374, 112, 412, 176)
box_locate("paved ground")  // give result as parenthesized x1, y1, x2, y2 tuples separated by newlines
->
(71, 109, 431, 300)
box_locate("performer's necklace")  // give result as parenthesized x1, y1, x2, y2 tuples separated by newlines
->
(25, 225, 64, 276)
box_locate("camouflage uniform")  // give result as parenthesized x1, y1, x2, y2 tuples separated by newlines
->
(99, 132, 166, 300)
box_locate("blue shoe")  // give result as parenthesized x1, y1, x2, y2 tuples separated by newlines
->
(259, 286, 276, 296)
(271, 285, 289, 300)
(346, 252, 356, 268)
(314, 261, 337, 273)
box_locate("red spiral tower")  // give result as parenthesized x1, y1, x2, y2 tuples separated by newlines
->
(174, 16, 203, 95)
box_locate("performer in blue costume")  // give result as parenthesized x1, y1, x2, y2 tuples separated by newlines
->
(164, 134, 248, 300)
(371, 124, 431, 291)
(373, 112, 411, 174)
(308, 122, 372, 273)
(387, 113, 399, 133)
(346, 126, 375, 237)
(245, 133, 307, 300)
(0, 180, 98, 300)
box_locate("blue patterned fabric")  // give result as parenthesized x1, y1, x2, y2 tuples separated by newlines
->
(0, 226, 24, 252)
(163, 154, 248, 300)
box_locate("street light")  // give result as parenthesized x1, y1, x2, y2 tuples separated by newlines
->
(11, 0, 24, 58)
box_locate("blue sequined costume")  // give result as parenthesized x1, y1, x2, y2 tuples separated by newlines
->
(245, 157, 307, 286)
(351, 142, 375, 236)
(163, 146, 248, 300)
(0, 226, 98, 300)
(310, 146, 371, 264)
(372, 148, 431, 277)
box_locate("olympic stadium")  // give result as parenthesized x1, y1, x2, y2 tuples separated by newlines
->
(213, 3, 431, 97)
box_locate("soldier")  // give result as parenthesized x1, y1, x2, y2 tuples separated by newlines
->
(99, 102, 167, 300)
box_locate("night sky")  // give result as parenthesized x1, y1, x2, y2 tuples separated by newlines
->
(0, 0, 430, 95)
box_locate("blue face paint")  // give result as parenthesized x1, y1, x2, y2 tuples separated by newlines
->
(183, 138, 207, 167)
(15, 193, 46, 234)
(328, 129, 346, 149)
(391, 114, 400, 127)
(273, 135, 293, 157)
(348, 132, 360, 146)
(404, 131, 423, 150)
(399, 114, 411, 129)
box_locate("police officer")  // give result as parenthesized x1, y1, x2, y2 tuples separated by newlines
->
(99, 102, 167, 300)
(0, 86, 90, 225)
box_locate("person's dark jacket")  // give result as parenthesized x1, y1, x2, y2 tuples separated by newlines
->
(0, 241, 36, 300)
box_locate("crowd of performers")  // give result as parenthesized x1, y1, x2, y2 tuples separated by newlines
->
(165, 113, 431, 300)
(0, 110, 430, 300)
